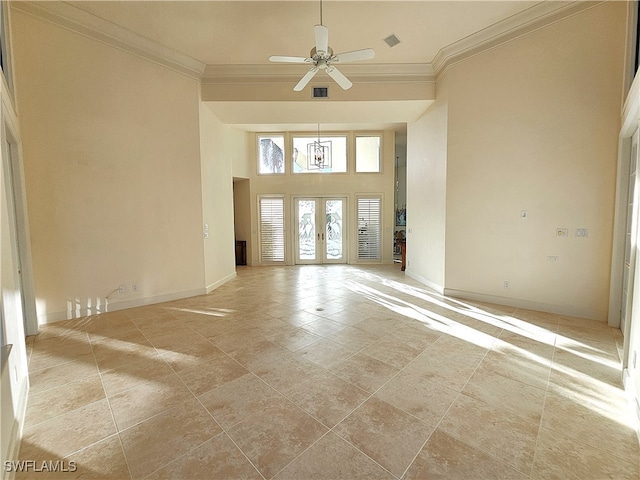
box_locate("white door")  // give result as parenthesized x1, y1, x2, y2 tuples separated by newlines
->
(295, 197, 347, 264)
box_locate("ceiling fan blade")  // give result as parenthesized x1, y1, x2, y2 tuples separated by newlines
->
(269, 55, 311, 63)
(332, 48, 375, 63)
(327, 66, 352, 90)
(294, 67, 319, 91)
(314, 24, 329, 54)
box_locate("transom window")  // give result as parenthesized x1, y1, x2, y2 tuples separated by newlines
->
(258, 135, 285, 175)
(355, 135, 382, 173)
(292, 135, 347, 173)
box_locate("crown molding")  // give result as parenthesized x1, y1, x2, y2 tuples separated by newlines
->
(11, 1, 206, 80)
(432, 0, 603, 78)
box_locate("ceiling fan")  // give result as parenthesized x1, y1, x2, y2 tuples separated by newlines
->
(268, 2, 375, 91)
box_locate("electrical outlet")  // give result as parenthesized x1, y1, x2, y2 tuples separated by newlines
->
(131, 283, 138, 292)
(504, 281, 510, 289)
(520, 210, 527, 219)
(556, 228, 568, 238)
(575, 228, 589, 238)
(119, 285, 126, 294)
(547, 256, 559, 262)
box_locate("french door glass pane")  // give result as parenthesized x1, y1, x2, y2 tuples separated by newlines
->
(298, 200, 316, 260)
(325, 199, 343, 260)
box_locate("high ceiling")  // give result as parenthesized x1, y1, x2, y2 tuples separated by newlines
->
(67, 0, 542, 66)
(28, 1, 575, 133)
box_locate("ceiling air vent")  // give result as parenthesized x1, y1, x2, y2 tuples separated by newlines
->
(313, 87, 329, 98)
(384, 34, 401, 48)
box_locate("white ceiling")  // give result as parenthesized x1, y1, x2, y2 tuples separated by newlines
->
(54, 1, 554, 135)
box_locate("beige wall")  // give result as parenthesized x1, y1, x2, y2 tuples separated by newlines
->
(249, 130, 396, 265)
(406, 92, 447, 291)
(199, 104, 247, 290)
(12, 10, 207, 322)
(407, 1, 626, 320)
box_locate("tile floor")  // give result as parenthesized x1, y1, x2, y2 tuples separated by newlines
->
(17, 265, 640, 479)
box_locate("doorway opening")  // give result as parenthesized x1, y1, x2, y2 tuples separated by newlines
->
(233, 178, 251, 266)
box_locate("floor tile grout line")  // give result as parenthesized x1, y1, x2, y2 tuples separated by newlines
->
(436, 322, 546, 478)
(395, 333, 492, 479)
(213, 368, 400, 479)
(316, 335, 442, 478)
(204, 371, 319, 479)
(540, 336, 640, 469)
(427, 412, 536, 480)
(37, 330, 134, 480)
(138, 430, 266, 480)
(394, 324, 543, 479)
(24, 369, 103, 402)
(118, 350, 234, 480)
(212, 432, 267, 480)
(530, 380, 552, 479)
(398, 427, 436, 480)
(88, 329, 135, 480)
(269, 428, 401, 480)
(21, 391, 109, 431)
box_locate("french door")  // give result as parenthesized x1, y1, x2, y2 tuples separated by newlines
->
(295, 197, 347, 264)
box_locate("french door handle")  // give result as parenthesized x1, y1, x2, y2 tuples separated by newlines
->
(322, 233, 325, 241)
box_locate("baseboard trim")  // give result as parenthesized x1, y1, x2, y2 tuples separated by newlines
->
(206, 271, 236, 294)
(37, 287, 208, 325)
(405, 270, 445, 295)
(443, 288, 605, 321)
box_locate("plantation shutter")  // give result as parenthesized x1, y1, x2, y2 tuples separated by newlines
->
(357, 197, 381, 261)
(259, 197, 285, 262)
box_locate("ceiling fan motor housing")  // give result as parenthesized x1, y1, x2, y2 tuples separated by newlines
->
(310, 47, 333, 63)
